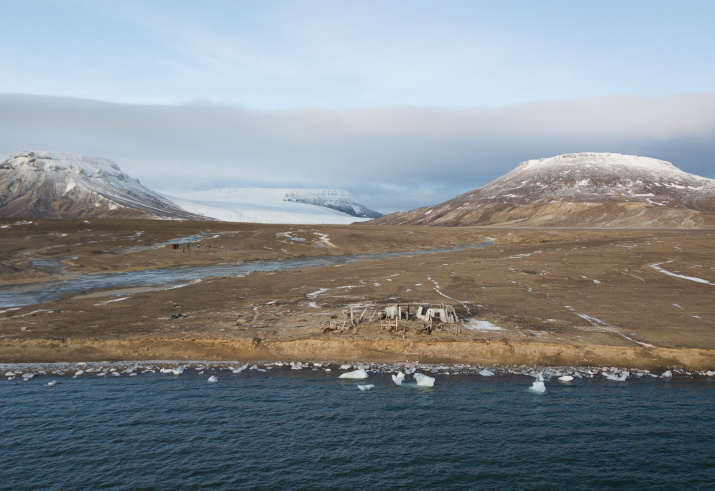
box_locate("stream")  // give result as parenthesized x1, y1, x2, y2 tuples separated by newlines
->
(0, 242, 492, 309)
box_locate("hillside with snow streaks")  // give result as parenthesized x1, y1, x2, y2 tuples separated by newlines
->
(164, 188, 379, 224)
(0, 151, 201, 220)
(370, 153, 715, 228)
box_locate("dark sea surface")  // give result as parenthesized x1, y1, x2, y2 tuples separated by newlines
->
(1, 366, 713, 490)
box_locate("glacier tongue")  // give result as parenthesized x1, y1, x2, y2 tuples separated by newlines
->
(164, 187, 382, 224)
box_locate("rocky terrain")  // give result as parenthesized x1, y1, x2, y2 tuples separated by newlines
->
(370, 153, 715, 228)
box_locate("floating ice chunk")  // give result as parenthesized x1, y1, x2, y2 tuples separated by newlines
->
(413, 373, 435, 387)
(392, 371, 405, 386)
(97, 372, 106, 377)
(7, 376, 15, 381)
(340, 364, 352, 370)
(324, 368, 331, 372)
(129, 373, 138, 377)
(606, 371, 628, 381)
(339, 369, 369, 379)
(558, 375, 574, 382)
(529, 381, 546, 393)
(661, 370, 672, 378)
(479, 369, 495, 377)
(22, 373, 35, 380)
(357, 384, 375, 391)
(45, 380, 56, 387)
(706, 371, 715, 377)
(112, 372, 121, 377)
(5, 372, 16, 377)
(208, 376, 218, 383)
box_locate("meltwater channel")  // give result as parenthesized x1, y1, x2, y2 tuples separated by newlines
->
(0, 242, 492, 309)
(1, 367, 713, 490)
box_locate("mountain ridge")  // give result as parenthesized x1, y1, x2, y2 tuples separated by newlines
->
(0, 151, 202, 220)
(369, 153, 715, 228)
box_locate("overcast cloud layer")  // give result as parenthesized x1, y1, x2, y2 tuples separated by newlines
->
(2, 93, 714, 212)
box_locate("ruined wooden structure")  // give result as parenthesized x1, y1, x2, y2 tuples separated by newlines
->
(322, 302, 458, 335)
(379, 303, 458, 333)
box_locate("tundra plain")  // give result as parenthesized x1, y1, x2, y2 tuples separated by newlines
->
(0, 219, 713, 369)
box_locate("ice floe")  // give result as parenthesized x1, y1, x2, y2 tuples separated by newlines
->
(339, 369, 369, 380)
(413, 373, 435, 387)
(606, 371, 629, 382)
(392, 371, 405, 386)
(479, 369, 495, 377)
(357, 384, 375, 391)
(528, 373, 546, 393)
(208, 376, 218, 383)
(558, 375, 574, 382)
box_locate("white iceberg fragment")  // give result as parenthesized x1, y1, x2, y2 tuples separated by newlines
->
(208, 376, 218, 383)
(339, 364, 352, 370)
(706, 371, 714, 377)
(357, 384, 375, 391)
(479, 369, 495, 377)
(529, 381, 546, 393)
(413, 373, 435, 387)
(606, 371, 628, 381)
(558, 375, 574, 382)
(392, 371, 405, 386)
(339, 369, 369, 379)
(129, 373, 138, 377)
(45, 380, 56, 387)
(661, 370, 672, 378)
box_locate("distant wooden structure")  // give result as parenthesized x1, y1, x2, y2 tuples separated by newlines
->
(322, 302, 458, 335)
(380, 303, 458, 333)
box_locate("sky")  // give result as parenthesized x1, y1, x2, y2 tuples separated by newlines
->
(1, 0, 714, 212)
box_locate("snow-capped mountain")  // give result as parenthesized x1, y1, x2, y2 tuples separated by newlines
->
(370, 153, 715, 228)
(0, 151, 202, 220)
(164, 188, 382, 224)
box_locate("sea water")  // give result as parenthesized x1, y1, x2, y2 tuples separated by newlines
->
(1, 366, 713, 489)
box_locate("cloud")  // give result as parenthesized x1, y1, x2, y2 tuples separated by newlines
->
(1, 93, 714, 212)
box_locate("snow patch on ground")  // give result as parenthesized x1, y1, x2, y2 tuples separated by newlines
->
(650, 262, 715, 286)
(464, 319, 503, 331)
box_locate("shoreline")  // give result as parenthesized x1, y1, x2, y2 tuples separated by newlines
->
(1, 337, 713, 370)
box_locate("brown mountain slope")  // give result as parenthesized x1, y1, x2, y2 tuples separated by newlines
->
(369, 153, 715, 228)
